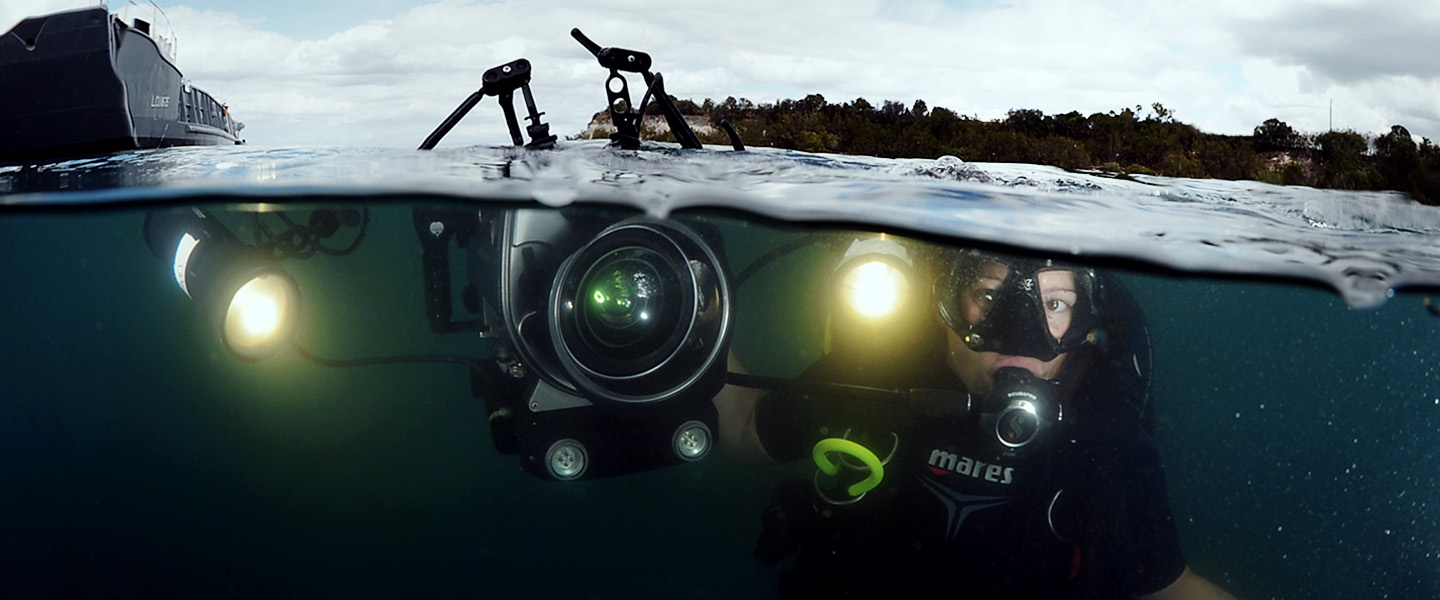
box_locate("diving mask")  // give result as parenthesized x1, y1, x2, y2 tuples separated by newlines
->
(937, 252, 1100, 362)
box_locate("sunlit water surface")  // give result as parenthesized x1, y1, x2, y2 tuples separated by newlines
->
(5, 141, 1439, 307)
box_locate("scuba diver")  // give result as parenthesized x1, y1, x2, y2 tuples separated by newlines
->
(715, 245, 1236, 600)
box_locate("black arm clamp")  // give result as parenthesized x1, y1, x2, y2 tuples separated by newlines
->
(571, 28, 703, 150)
(419, 58, 558, 151)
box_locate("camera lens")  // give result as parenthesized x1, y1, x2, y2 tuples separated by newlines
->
(550, 219, 731, 404)
(579, 248, 672, 352)
(557, 229, 691, 381)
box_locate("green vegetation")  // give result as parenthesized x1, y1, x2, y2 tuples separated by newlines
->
(583, 95, 1440, 205)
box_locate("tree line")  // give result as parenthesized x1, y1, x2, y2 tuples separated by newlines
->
(583, 95, 1440, 205)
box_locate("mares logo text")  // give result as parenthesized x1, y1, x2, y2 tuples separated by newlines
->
(928, 449, 1014, 485)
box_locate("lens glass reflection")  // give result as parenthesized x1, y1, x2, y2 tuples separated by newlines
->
(581, 249, 664, 349)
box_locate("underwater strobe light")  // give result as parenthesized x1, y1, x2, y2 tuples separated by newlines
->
(550, 218, 732, 406)
(827, 234, 927, 359)
(144, 208, 301, 361)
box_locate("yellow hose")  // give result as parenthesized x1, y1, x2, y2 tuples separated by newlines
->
(812, 438, 885, 497)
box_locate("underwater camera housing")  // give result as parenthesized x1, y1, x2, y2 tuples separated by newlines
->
(416, 207, 733, 481)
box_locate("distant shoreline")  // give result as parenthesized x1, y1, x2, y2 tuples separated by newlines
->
(580, 95, 1439, 205)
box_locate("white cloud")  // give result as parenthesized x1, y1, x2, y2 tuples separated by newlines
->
(1221, 0, 1440, 138)
(1232, 0, 1440, 83)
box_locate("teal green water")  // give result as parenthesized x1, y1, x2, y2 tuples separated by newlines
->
(2, 200, 1437, 598)
(5, 142, 1440, 598)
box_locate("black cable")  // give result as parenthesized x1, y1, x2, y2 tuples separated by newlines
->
(314, 208, 370, 257)
(250, 208, 370, 260)
(276, 213, 316, 259)
(735, 234, 828, 287)
(724, 371, 909, 404)
(290, 342, 486, 371)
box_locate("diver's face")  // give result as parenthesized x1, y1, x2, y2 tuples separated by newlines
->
(944, 262, 1075, 394)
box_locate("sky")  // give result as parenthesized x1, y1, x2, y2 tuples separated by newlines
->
(4, 0, 1439, 149)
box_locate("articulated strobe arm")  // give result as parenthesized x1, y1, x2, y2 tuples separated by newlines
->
(419, 58, 558, 150)
(571, 28, 703, 150)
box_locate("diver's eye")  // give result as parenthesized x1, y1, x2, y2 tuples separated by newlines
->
(1041, 290, 1078, 340)
(970, 288, 997, 311)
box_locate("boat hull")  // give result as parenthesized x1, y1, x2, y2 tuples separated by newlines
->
(0, 7, 243, 163)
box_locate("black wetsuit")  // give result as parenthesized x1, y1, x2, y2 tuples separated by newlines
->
(752, 279, 1186, 599)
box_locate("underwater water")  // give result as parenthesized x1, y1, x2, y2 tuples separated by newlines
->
(2, 143, 1439, 599)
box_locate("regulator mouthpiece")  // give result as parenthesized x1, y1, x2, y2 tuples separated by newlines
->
(978, 367, 1065, 452)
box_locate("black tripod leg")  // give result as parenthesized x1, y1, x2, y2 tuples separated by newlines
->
(642, 72, 702, 149)
(499, 91, 525, 146)
(419, 90, 484, 150)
